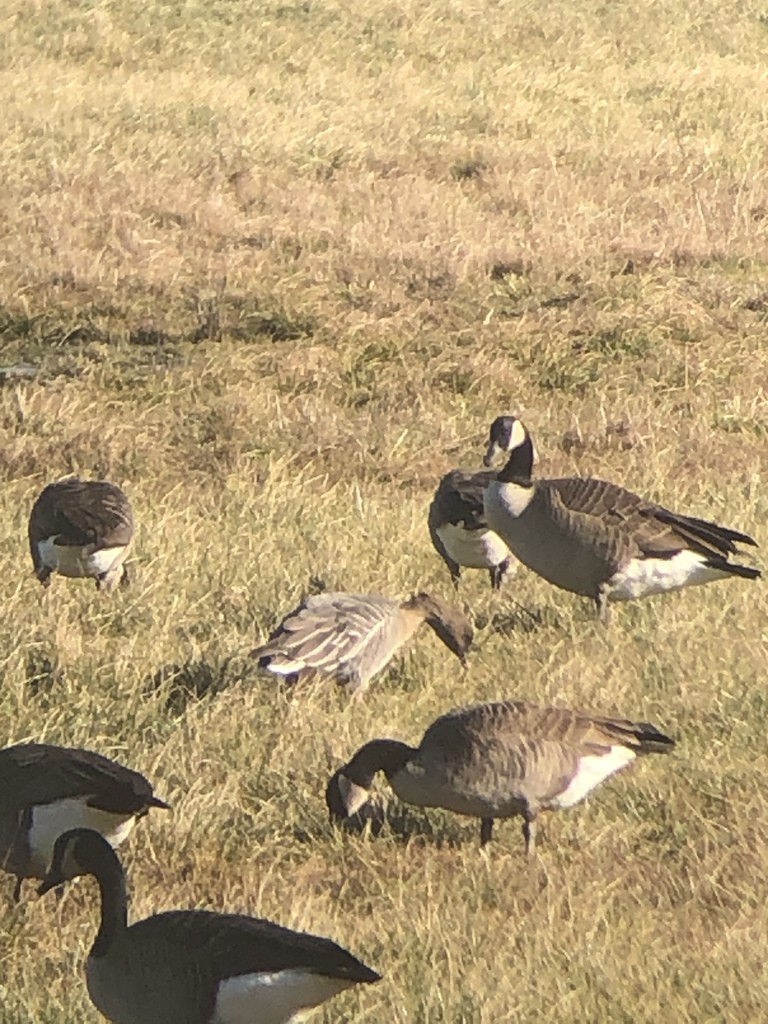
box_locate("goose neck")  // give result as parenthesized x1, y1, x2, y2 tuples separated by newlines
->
(497, 435, 534, 484)
(91, 848, 129, 959)
(347, 739, 416, 787)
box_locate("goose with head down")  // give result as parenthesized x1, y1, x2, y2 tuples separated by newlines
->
(326, 699, 674, 854)
(28, 478, 134, 592)
(0, 742, 168, 901)
(252, 591, 473, 699)
(428, 468, 516, 590)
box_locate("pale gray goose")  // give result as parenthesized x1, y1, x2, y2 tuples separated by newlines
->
(483, 415, 761, 620)
(0, 743, 168, 900)
(39, 829, 381, 1024)
(252, 591, 473, 699)
(428, 469, 516, 589)
(28, 477, 134, 592)
(326, 700, 674, 853)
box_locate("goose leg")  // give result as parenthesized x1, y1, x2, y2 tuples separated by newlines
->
(491, 557, 511, 591)
(36, 568, 52, 587)
(12, 876, 22, 902)
(595, 586, 612, 624)
(522, 814, 537, 856)
(480, 818, 494, 845)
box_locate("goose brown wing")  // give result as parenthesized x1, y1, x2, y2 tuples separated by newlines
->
(29, 480, 134, 549)
(421, 702, 579, 801)
(582, 715, 675, 754)
(429, 470, 498, 532)
(547, 477, 758, 563)
(648, 507, 758, 559)
(0, 745, 162, 815)
(128, 910, 381, 984)
(547, 477, 652, 526)
(254, 594, 398, 672)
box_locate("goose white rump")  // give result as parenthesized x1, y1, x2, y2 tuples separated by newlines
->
(608, 549, 733, 603)
(36, 538, 127, 580)
(215, 969, 355, 1024)
(550, 746, 636, 810)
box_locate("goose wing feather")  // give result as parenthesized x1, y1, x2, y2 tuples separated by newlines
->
(0, 745, 158, 815)
(255, 594, 401, 674)
(126, 909, 381, 983)
(29, 480, 134, 549)
(420, 702, 673, 808)
(546, 477, 756, 564)
(429, 470, 498, 532)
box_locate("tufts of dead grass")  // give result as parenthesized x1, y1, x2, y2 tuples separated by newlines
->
(0, 0, 767, 1021)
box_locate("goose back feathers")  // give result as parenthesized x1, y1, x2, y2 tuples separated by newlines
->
(39, 829, 380, 1024)
(428, 469, 515, 589)
(483, 415, 760, 617)
(252, 591, 473, 697)
(28, 478, 134, 591)
(0, 743, 168, 899)
(327, 700, 674, 853)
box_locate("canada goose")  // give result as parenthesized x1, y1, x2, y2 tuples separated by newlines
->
(39, 829, 381, 1024)
(28, 478, 134, 592)
(482, 415, 761, 620)
(428, 469, 516, 589)
(252, 591, 473, 699)
(0, 743, 168, 901)
(326, 700, 674, 853)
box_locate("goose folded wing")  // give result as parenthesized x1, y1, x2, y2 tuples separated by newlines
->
(0, 746, 154, 814)
(431, 471, 496, 531)
(648, 507, 758, 557)
(130, 911, 379, 983)
(255, 595, 391, 671)
(38, 483, 133, 548)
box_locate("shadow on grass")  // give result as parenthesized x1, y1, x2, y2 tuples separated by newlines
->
(325, 801, 490, 849)
(143, 658, 238, 714)
(474, 602, 563, 636)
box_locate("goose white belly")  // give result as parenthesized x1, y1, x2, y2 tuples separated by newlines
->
(213, 969, 353, 1024)
(37, 538, 127, 579)
(607, 549, 730, 602)
(27, 798, 137, 875)
(548, 746, 635, 810)
(436, 523, 511, 570)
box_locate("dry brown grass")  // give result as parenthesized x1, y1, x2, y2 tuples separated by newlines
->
(0, 0, 767, 1021)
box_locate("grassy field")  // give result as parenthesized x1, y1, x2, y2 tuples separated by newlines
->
(0, 0, 767, 1020)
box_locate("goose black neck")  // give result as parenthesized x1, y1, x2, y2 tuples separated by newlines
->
(497, 435, 534, 484)
(91, 845, 129, 959)
(347, 739, 416, 787)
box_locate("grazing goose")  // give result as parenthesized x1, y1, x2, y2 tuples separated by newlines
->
(39, 829, 381, 1024)
(483, 415, 761, 620)
(326, 700, 674, 853)
(0, 743, 168, 900)
(428, 469, 516, 589)
(252, 591, 473, 699)
(28, 477, 134, 592)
